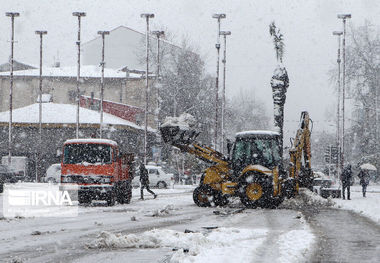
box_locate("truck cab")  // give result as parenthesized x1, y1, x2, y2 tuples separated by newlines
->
(61, 138, 133, 206)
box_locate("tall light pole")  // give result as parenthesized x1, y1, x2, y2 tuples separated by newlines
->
(97, 31, 109, 138)
(333, 30, 342, 180)
(35, 30, 47, 182)
(5, 12, 20, 166)
(219, 30, 231, 153)
(73, 12, 86, 139)
(141, 13, 154, 165)
(337, 13, 351, 169)
(212, 13, 226, 150)
(152, 30, 165, 133)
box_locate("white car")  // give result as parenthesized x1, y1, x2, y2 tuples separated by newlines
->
(43, 163, 61, 183)
(132, 165, 173, 188)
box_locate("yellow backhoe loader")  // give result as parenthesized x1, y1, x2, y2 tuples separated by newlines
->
(160, 111, 313, 208)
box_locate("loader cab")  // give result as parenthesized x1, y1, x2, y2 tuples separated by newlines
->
(231, 131, 281, 176)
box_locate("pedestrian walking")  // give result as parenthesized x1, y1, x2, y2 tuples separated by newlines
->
(358, 169, 370, 197)
(341, 164, 352, 200)
(139, 162, 157, 200)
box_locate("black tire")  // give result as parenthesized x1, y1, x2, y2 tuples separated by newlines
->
(78, 193, 91, 205)
(193, 185, 214, 207)
(157, 181, 167, 189)
(213, 191, 229, 207)
(238, 173, 272, 208)
(124, 183, 132, 204)
(0, 182, 4, 193)
(106, 192, 116, 206)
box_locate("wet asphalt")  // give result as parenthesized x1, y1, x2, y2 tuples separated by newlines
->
(304, 208, 380, 263)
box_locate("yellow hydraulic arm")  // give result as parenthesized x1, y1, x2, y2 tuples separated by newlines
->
(288, 111, 313, 191)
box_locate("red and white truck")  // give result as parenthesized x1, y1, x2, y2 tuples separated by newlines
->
(60, 138, 134, 206)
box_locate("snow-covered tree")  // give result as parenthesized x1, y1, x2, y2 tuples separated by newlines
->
(269, 21, 289, 157)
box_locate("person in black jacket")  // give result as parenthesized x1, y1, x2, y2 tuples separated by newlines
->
(341, 164, 352, 200)
(358, 169, 370, 197)
(139, 162, 157, 200)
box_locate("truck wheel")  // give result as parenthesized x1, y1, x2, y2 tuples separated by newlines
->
(78, 194, 91, 205)
(193, 185, 214, 207)
(124, 183, 132, 204)
(106, 192, 116, 206)
(157, 181, 167, 189)
(239, 174, 271, 208)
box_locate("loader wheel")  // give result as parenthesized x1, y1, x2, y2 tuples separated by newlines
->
(193, 185, 214, 207)
(239, 175, 271, 208)
(213, 191, 229, 207)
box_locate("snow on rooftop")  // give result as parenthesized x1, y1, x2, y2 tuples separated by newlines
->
(235, 130, 280, 137)
(0, 65, 143, 79)
(64, 138, 118, 146)
(0, 102, 155, 132)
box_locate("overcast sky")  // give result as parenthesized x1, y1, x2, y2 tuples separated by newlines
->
(0, 0, 378, 143)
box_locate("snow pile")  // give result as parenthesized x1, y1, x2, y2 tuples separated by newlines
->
(152, 204, 176, 217)
(162, 113, 196, 129)
(87, 228, 268, 262)
(280, 189, 334, 210)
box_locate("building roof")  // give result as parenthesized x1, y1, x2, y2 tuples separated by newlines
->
(0, 60, 36, 72)
(0, 102, 155, 132)
(0, 65, 144, 79)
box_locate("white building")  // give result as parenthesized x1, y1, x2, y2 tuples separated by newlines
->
(81, 25, 179, 71)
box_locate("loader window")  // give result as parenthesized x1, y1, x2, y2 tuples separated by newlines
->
(232, 137, 281, 169)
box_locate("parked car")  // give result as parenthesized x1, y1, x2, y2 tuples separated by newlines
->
(43, 163, 61, 183)
(0, 164, 18, 193)
(313, 177, 341, 198)
(132, 165, 174, 188)
(312, 178, 332, 195)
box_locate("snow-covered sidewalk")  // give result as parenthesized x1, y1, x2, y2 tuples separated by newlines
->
(334, 184, 380, 225)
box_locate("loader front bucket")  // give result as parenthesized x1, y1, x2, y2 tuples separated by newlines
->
(160, 126, 199, 146)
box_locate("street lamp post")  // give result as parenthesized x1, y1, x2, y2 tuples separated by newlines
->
(333, 31, 342, 179)
(97, 31, 109, 138)
(152, 30, 165, 133)
(141, 13, 155, 165)
(5, 12, 19, 166)
(219, 30, 231, 154)
(73, 12, 86, 139)
(35, 30, 47, 182)
(337, 13, 351, 169)
(212, 13, 226, 150)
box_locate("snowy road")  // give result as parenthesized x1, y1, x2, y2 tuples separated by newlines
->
(0, 186, 314, 263)
(2, 185, 380, 262)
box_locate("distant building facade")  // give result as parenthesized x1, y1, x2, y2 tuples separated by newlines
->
(0, 65, 157, 128)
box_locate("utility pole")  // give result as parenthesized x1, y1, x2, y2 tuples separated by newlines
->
(5, 12, 20, 166)
(219, 30, 231, 154)
(212, 13, 226, 150)
(35, 30, 47, 182)
(97, 31, 109, 138)
(141, 13, 155, 165)
(73, 12, 86, 139)
(333, 30, 342, 179)
(337, 14, 351, 169)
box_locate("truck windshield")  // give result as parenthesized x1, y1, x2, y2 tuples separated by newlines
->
(232, 137, 281, 169)
(63, 144, 112, 164)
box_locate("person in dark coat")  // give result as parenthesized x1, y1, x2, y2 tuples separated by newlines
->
(358, 169, 370, 197)
(341, 164, 352, 200)
(139, 162, 157, 200)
